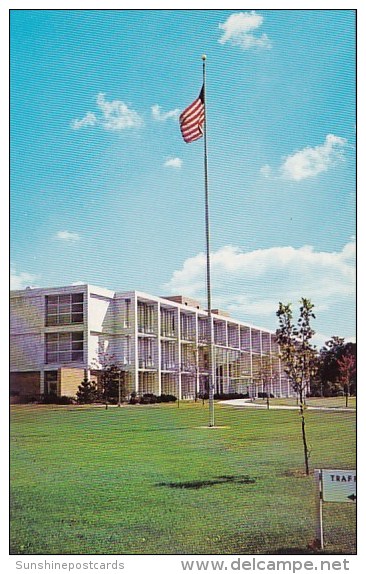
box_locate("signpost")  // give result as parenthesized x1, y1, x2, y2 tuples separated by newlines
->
(314, 469, 356, 549)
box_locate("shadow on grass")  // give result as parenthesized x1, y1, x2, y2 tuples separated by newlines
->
(156, 475, 256, 490)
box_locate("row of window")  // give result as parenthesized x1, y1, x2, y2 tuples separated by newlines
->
(45, 332, 84, 364)
(44, 294, 278, 352)
(46, 293, 84, 326)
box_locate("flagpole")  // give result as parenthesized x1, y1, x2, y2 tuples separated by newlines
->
(202, 54, 215, 428)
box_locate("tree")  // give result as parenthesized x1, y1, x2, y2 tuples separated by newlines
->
(318, 336, 345, 396)
(318, 337, 356, 397)
(99, 363, 125, 408)
(276, 299, 318, 475)
(91, 346, 126, 409)
(336, 352, 356, 407)
(257, 355, 273, 409)
(76, 376, 99, 404)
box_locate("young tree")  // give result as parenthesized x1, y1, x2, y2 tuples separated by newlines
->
(91, 346, 126, 409)
(336, 352, 356, 407)
(76, 376, 99, 404)
(276, 299, 317, 475)
(99, 363, 125, 408)
(258, 355, 273, 409)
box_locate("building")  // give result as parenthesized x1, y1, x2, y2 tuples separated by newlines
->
(10, 284, 291, 401)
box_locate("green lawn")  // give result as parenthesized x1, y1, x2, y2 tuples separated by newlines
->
(253, 397, 356, 409)
(10, 402, 356, 555)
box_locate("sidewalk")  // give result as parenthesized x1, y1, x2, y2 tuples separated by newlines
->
(219, 399, 356, 412)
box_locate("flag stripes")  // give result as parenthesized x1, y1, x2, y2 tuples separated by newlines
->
(179, 87, 205, 143)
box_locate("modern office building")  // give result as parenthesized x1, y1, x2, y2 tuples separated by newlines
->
(10, 284, 291, 401)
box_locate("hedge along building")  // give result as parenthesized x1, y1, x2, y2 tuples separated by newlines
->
(10, 284, 292, 401)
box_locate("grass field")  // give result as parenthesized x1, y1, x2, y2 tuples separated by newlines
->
(10, 402, 356, 555)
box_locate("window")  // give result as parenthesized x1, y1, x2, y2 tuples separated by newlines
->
(261, 332, 271, 354)
(138, 337, 155, 368)
(181, 345, 195, 371)
(161, 308, 176, 337)
(124, 298, 131, 328)
(121, 336, 131, 365)
(214, 321, 226, 346)
(138, 302, 155, 334)
(251, 330, 261, 353)
(45, 332, 84, 364)
(240, 327, 251, 351)
(161, 341, 176, 370)
(228, 324, 239, 348)
(44, 371, 58, 395)
(198, 317, 209, 342)
(46, 293, 84, 326)
(181, 314, 195, 341)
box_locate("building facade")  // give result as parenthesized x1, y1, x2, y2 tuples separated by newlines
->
(10, 284, 291, 401)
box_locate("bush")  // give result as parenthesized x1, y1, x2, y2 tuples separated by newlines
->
(129, 393, 177, 405)
(214, 392, 249, 400)
(139, 393, 158, 405)
(10, 393, 39, 404)
(156, 394, 177, 403)
(257, 392, 274, 399)
(76, 377, 99, 404)
(41, 394, 74, 405)
(129, 391, 138, 405)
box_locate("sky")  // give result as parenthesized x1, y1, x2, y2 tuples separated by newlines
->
(9, 7, 356, 348)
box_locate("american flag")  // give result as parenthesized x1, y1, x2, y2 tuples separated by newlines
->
(179, 87, 205, 143)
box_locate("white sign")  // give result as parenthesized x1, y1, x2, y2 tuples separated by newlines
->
(321, 469, 356, 503)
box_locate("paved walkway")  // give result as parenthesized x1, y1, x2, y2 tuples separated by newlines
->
(219, 399, 355, 412)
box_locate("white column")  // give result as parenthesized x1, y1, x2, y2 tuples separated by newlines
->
(177, 308, 182, 400)
(134, 294, 139, 393)
(249, 328, 253, 398)
(157, 301, 161, 396)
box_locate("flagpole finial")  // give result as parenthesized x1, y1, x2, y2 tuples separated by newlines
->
(202, 54, 207, 60)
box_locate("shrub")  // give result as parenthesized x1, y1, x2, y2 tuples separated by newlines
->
(257, 392, 274, 399)
(41, 394, 74, 405)
(129, 391, 138, 405)
(156, 394, 177, 403)
(214, 392, 249, 400)
(76, 377, 99, 404)
(139, 393, 158, 405)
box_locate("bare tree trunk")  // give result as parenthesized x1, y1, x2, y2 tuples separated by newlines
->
(299, 394, 310, 475)
(345, 385, 349, 408)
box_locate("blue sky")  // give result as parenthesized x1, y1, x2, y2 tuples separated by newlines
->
(10, 8, 356, 347)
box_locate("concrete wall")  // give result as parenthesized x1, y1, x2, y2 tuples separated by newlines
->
(10, 333, 44, 371)
(10, 293, 45, 371)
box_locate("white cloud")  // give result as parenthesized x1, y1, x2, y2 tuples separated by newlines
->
(260, 164, 272, 178)
(71, 111, 97, 130)
(164, 157, 182, 169)
(11, 267, 38, 290)
(71, 93, 143, 131)
(56, 231, 80, 242)
(280, 134, 347, 181)
(151, 104, 180, 122)
(218, 11, 271, 50)
(96, 93, 143, 130)
(163, 240, 355, 344)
